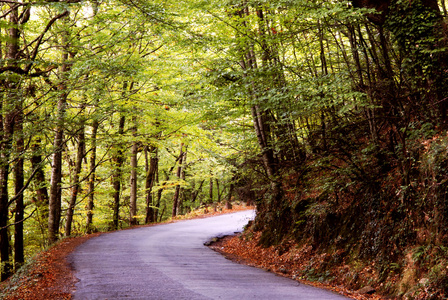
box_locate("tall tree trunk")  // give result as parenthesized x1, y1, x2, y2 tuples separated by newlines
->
(155, 164, 162, 222)
(31, 140, 49, 208)
(0, 6, 20, 280)
(208, 174, 213, 204)
(86, 119, 98, 233)
(226, 181, 234, 210)
(112, 115, 125, 230)
(65, 125, 85, 236)
(129, 115, 138, 226)
(176, 149, 187, 215)
(191, 180, 204, 204)
(0, 116, 13, 280)
(250, 105, 277, 181)
(14, 106, 24, 270)
(144, 145, 158, 224)
(216, 179, 222, 203)
(257, 6, 305, 165)
(48, 14, 70, 244)
(0, 107, 14, 281)
(236, 4, 284, 245)
(240, 12, 277, 180)
(172, 143, 184, 217)
(47, 91, 66, 244)
(31, 139, 49, 245)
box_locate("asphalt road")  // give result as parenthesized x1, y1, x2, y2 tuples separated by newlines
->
(69, 210, 350, 299)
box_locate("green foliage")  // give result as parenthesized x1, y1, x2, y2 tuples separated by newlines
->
(2, 0, 448, 296)
(0, 0, 248, 272)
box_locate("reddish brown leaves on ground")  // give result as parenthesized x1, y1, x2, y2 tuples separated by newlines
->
(1, 234, 101, 300)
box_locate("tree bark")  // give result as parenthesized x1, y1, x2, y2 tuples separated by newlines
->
(155, 164, 162, 222)
(30, 139, 49, 244)
(191, 180, 205, 204)
(0, 6, 20, 280)
(216, 179, 226, 204)
(31, 140, 49, 207)
(208, 174, 213, 204)
(47, 91, 66, 243)
(235, 4, 284, 245)
(65, 125, 85, 236)
(144, 145, 158, 224)
(0, 109, 14, 281)
(112, 115, 125, 230)
(48, 14, 70, 244)
(0, 117, 13, 280)
(14, 106, 24, 270)
(172, 143, 184, 217)
(86, 119, 98, 233)
(226, 182, 234, 210)
(129, 115, 138, 226)
(177, 149, 187, 215)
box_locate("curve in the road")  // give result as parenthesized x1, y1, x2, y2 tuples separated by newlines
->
(69, 210, 350, 300)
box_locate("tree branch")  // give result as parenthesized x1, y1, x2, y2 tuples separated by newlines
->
(0, 209, 36, 230)
(24, 10, 70, 73)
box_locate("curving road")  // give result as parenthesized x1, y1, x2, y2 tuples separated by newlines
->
(69, 210, 350, 299)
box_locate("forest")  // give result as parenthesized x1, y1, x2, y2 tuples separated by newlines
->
(1, 0, 448, 298)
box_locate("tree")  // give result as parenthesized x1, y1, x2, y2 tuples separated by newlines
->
(172, 143, 185, 217)
(111, 113, 126, 230)
(0, 0, 70, 278)
(0, 0, 253, 282)
(0, 4, 20, 279)
(86, 119, 99, 233)
(65, 118, 86, 236)
(129, 112, 138, 225)
(48, 11, 71, 244)
(144, 145, 158, 223)
(13, 99, 24, 270)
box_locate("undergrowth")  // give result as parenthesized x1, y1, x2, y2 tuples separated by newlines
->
(247, 131, 448, 299)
